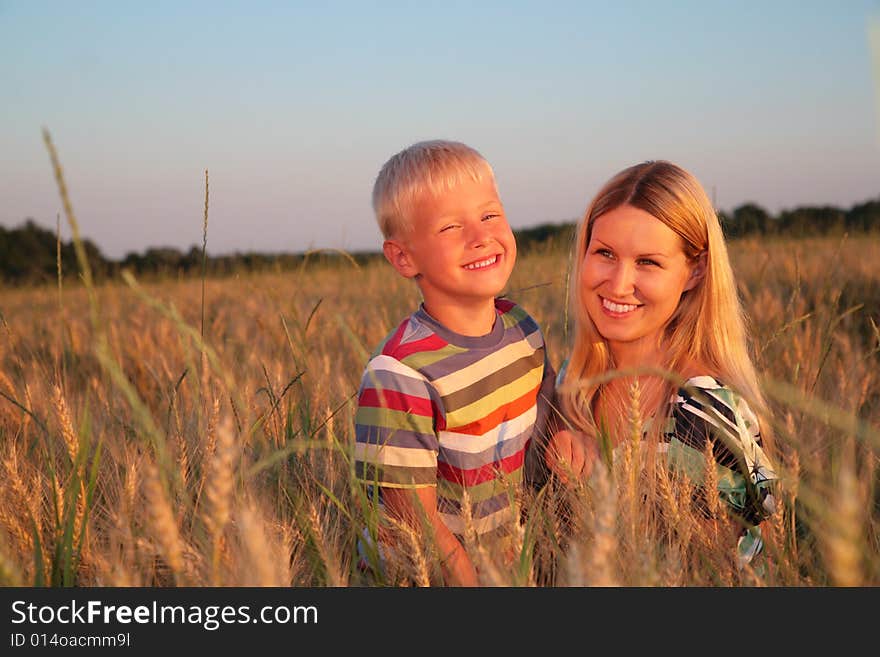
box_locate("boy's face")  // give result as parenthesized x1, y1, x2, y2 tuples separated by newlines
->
(384, 176, 516, 315)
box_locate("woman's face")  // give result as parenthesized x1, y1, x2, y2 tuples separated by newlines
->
(580, 204, 699, 363)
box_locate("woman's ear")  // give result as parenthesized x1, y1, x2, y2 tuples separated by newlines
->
(684, 251, 707, 292)
(383, 239, 419, 279)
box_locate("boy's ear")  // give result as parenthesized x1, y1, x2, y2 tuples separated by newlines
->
(383, 239, 419, 279)
(683, 251, 707, 292)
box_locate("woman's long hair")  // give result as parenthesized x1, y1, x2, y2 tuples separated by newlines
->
(559, 160, 770, 446)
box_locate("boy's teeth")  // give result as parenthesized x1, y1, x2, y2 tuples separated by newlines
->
(464, 255, 498, 270)
(603, 298, 638, 313)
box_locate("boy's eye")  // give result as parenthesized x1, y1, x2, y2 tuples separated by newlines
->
(439, 224, 458, 233)
(482, 213, 500, 221)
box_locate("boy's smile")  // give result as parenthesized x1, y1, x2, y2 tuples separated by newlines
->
(463, 254, 499, 270)
(383, 175, 516, 335)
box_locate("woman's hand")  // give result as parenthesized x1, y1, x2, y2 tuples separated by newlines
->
(544, 429, 599, 484)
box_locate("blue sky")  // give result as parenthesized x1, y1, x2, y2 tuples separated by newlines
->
(2, 1, 879, 258)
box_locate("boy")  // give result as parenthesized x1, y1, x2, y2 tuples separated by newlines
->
(354, 140, 555, 586)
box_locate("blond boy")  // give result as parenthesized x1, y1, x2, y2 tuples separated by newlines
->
(354, 140, 555, 586)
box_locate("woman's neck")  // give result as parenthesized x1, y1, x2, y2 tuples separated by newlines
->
(609, 341, 709, 381)
(609, 340, 665, 372)
(593, 375, 669, 448)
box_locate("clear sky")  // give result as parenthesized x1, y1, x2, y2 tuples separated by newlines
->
(3, 1, 879, 259)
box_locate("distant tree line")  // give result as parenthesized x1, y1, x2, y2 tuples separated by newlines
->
(515, 198, 880, 246)
(0, 220, 383, 286)
(2, 197, 879, 285)
(716, 199, 880, 238)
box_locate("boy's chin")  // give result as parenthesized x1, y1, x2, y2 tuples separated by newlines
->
(418, 286, 508, 307)
(464, 279, 511, 300)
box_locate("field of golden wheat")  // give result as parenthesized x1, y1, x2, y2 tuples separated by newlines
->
(0, 231, 878, 587)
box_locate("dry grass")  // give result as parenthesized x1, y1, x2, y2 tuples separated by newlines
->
(0, 234, 878, 586)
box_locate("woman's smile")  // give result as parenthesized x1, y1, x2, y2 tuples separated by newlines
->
(599, 296, 642, 316)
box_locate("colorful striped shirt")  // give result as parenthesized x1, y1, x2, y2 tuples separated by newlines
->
(354, 299, 555, 540)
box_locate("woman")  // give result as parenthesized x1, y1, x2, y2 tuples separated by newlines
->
(546, 160, 777, 564)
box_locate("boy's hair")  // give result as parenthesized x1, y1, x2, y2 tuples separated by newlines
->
(560, 160, 772, 450)
(372, 140, 495, 239)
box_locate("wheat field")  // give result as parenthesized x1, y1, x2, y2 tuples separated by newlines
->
(0, 228, 877, 587)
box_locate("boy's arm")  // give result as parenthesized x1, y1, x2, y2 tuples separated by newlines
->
(382, 486, 478, 587)
(525, 347, 562, 488)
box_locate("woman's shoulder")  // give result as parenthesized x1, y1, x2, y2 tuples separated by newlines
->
(671, 374, 760, 437)
(669, 374, 778, 523)
(679, 374, 723, 391)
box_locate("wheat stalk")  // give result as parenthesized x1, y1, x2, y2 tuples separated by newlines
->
(305, 497, 344, 587)
(237, 504, 281, 587)
(21, 383, 33, 439)
(657, 460, 694, 561)
(585, 463, 619, 586)
(0, 450, 37, 555)
(822, 443, 864, 586)
(387, 515, 432, 587)
(456, 489, 505, 585)
(0, 370, 15, 397)
(562, 542, 586, 587)
(51, 384, 89, 556)
(203, 416, 236, 584)
(52, 385, 78, 465)
(143, 462, 186, 581)
(702, 438, 722, 521)
(622, 379, 643, 549)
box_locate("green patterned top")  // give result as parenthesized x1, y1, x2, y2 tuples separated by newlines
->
(660, 375, 777, 565)
(557, 369, 778, 565)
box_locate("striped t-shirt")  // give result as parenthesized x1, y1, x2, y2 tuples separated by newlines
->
(354, 298, 554, 540)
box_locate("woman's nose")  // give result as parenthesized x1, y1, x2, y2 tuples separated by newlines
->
(608, 262, 635, 296)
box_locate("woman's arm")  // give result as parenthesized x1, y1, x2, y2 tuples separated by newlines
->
(544, 429, 600, 484)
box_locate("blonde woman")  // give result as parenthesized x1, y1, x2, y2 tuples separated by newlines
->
(546, 160, 777, 564)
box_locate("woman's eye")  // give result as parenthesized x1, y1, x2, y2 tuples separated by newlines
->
(593, 248, 613, 258)
(638, 258, 660, 267)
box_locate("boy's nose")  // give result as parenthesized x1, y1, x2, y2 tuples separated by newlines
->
(467, 222, 492, 247)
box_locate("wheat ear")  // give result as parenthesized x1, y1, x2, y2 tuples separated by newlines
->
(586, 463, 619, 586)
(204, 417, 236, 584)
(143, 462, 186, 581)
